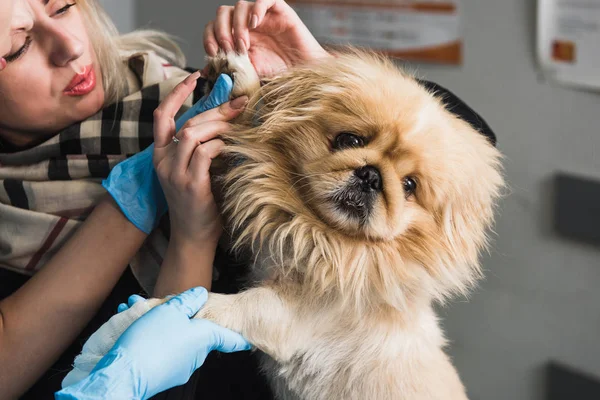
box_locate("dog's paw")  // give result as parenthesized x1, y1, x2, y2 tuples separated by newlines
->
(205, 51, 261, 99)
(193, 292, 219, 321)
(193, 292, 233, 326)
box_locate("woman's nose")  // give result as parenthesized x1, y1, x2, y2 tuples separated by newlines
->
(47, 24, 84, 67)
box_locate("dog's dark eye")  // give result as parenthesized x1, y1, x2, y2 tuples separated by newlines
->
(333, 132, 365, 150)
(403, 177, 417, 196)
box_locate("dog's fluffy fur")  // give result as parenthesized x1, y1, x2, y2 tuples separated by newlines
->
(170, 50, 502, 399)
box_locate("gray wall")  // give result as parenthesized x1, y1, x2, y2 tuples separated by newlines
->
(136, 0, 227, 68)
(98, 0, 135, 33)
(135, 1, 600, 399)
(421, 2, 600, 399)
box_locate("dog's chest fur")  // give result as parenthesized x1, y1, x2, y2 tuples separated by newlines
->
(244, 260, 465, 400)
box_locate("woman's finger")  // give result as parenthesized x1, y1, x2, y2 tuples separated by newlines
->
(189, 139, 226, 180)
(233, 1, 252, 53)
(172, 122, 232, 173)
(153, 72, 200, 152)
(179, 96, 248, 131)
(204, 20, 218, 57)
(214, 5, 235, 53)
(154, 141, 177, 181)
(250, 0, 279, 28)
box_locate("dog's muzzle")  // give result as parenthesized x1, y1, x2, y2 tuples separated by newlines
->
(332, 166, 382, 221)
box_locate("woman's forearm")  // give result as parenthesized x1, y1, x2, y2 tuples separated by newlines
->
(0, 197, 147, 399)
(153, 235, 217, 297)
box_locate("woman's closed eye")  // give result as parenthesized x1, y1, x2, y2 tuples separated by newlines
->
(52, 2, 77, 17)
(3, 2, 77, 65)
(4, 37, 32, 63)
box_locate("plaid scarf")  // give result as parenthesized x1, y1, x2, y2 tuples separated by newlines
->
(0, 51, 202, 293)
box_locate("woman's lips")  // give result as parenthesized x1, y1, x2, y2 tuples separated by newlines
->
(64, 64, 96, 96)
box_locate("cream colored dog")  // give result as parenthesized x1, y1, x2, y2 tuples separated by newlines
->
(93, 50, 504, 400)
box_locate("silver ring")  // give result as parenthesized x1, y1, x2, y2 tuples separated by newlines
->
(172, 136, 180, 144)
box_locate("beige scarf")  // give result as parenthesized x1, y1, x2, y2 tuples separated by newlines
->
(0, 51, 199, 293)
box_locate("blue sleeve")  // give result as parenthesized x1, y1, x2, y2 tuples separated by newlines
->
(55, 350, 143, 400)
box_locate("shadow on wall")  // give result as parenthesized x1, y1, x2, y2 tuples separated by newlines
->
(546, 362, 600, 399)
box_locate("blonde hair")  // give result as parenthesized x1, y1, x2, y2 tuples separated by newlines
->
(78, 0, 187, 105)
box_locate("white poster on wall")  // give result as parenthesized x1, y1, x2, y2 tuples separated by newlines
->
(289, 0, 463, 65)
(538, 0, 600, 90)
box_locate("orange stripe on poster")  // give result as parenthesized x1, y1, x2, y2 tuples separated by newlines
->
(288, 0, 457, 13)
(327, 41, 462, 65)
(385, 41, 462, 65)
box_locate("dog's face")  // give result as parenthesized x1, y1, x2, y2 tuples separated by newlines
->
(279, 76, 475, 242)
(223, 51, 503, 306)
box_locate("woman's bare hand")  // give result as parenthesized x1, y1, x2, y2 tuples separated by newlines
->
(204, 0, 331, 78)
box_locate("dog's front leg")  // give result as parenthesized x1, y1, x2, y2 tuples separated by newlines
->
(194, 287, 297, 363)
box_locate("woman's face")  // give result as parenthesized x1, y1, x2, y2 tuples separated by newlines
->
(0, 0, 104, 147)
(0, 2, 15, 57)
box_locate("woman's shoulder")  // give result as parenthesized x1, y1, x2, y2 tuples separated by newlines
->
(116, 50, 201, 120)
(122, 50, 190, 94)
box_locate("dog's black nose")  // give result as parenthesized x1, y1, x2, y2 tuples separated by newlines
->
(355, 166, 382, 192)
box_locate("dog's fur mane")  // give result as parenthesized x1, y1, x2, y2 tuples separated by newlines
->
(219, 51, 503, 317)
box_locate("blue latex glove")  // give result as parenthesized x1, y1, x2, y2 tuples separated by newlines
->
(117, 294, 145, 313)
(102, 74, 234, 234)
(55, 287, 250, 400)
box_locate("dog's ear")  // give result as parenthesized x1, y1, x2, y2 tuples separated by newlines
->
(417, 80, 497, 147)
(434, 125, 504, 295)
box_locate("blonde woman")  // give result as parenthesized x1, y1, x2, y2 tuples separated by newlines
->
(0, 0, 328, 398)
